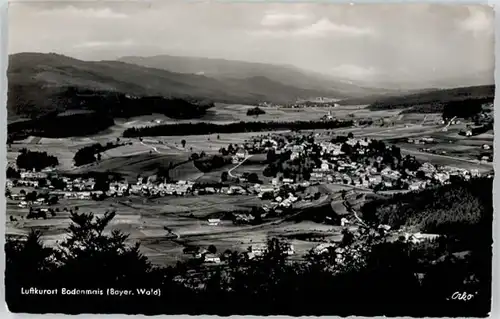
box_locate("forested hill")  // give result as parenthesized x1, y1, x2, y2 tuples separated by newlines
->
(7, 52, 359, 121)
(365, 85, 494, 112)
(335, 88, 438, 106)
(361, 177, 493, 237)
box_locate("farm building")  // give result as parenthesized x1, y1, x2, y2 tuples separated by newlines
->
(204, 254, 221, 264)
(313, 243, 336, 255)
(207, 219, 221, 226)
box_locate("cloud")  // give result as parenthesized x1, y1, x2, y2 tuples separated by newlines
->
(36, 6, 128, 19)
(73, 39, 135, 49)
(250, 18, 374, 38)
(330, 64, 378, 79)
(295, 18, 373, 37)
(458, 6, 493, 34)
(260, 11, 308, 27)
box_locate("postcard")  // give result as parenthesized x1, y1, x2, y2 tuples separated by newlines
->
(4, 1, 494, 316)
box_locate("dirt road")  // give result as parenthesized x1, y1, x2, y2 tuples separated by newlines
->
(228, 155, 254, 178)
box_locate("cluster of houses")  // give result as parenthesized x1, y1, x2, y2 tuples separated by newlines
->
(407, 137, 436, 145)
(231, 149, 247, 164)
(306, 137, 481, 191)
(119, 177, 195, 197)
(308, 224, 441, 271)
(247, 243, 295, 260)
(12, 168, 51, 188)
(182, 242, 295, 265)
(242, 133, 484, 195)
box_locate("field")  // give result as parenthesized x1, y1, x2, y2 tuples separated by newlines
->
(384, 123, 494, 171)
(6, 193, 342, 265)
(6, 103, 494, 266)
(68, 153, 190, 181)
(231, 163, 271, 183)
(4, 104, 436, 171)
(134, 104, 402, 125)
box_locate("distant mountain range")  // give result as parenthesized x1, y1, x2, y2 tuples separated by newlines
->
(338, 85, 494, 118)
(8, 52, 390, 121)
(117, 55, 393, 97)
(367, 84, 495, 110)
(333, 68, 494, 92)
(7, 52, 495, 122)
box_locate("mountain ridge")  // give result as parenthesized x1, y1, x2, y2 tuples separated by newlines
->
(8, 52, 363, 120)
(117, 54, 392, 97)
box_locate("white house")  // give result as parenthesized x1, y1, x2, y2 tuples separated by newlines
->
(290, 152, 300, 161)
(227, 186, 245, 195)
(10, 193, 24, 200)
(253, 244, 267, 254)
(20, 171, 48, 180)
(378, 224, 391, 232)
(368, 175, 382, 185)
(204, 254, 221, 264)
(340, 217, 349, 227)
(359, 139, 370, 147)
(208, 219, 221, 226)
(419, 162, 437, 175)
(470, 169, 480, 177)
(409, 181, 426, 191)
(433, 172, 450, 184)
(313, 243, 336, 255)
(77, 192, 91, 200)
(259, 186, 275, 193)
(236, 150, 246, 160)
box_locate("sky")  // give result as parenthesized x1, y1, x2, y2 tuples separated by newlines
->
(8, 1, 495, 83)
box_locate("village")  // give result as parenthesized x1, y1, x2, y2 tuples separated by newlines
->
(6, 128, 488, 264)
(241, 131, 483, 191)
(6, 129, 485, 213)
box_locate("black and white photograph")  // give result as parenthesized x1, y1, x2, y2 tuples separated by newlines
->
(4, 1, 495, 316)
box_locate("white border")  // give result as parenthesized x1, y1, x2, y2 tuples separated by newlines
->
(0, 1, 497, 319)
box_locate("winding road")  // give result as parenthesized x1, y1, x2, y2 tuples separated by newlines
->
(227, 155, 254, 178)
(343, 201, 367, 228)
(140, 141, 161, 154)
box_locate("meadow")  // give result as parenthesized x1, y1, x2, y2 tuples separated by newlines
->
(6, 192, 344, 266)
(6, 103, 493, 266)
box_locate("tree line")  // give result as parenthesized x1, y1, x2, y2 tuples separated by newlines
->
(16, 149, 59, 172)
(442, 98, 493, 120)
(73, 140, 127, 167)
(246, 107, 266, 117)
(368, 85, 494, 112)
(8, 112, 115, 141)
(7, 87, 214, 141)
(122, 120, 353, 137)
(63, 88, 214, 120)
